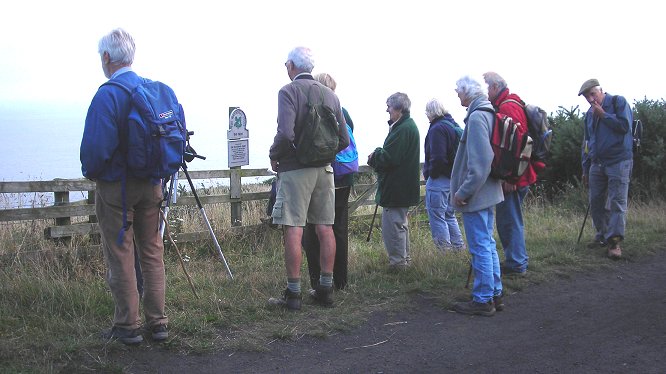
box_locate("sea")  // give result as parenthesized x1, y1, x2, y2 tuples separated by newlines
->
(1, 112, 277, 208)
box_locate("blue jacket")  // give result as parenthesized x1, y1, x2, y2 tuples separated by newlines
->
(582, 94, 633, 173)
(450, 96, 503, 213)
(423, 113, 460, 180)
(81, 71, 145, 182)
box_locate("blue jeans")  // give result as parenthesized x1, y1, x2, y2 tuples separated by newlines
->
(425, 177, 464, 250)
(496, 186, 528, 272)
(589, 159, 632, 241)
(462, 207, 502, 303)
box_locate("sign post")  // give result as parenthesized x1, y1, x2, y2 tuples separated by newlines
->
(228, 107, 249, 227)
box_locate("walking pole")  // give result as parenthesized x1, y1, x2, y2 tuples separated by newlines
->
(160, 172, 178, 238)
(465, 263, 473, 289)
(366, 203, 379, 242)
(182, 165, 234, 279)
(160, 211, 199, 298)
(577, 203, 591, 245)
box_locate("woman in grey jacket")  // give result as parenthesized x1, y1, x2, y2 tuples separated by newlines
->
(450, 76, 504, 316)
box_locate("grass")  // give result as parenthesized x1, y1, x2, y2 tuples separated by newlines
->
(1, 187, 665, 373)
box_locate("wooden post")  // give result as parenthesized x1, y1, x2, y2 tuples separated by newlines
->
(54, 190, 71, 246)
(230, 167, 242, 227)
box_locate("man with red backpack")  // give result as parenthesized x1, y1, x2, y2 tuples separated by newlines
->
(483, 72, 545, 276)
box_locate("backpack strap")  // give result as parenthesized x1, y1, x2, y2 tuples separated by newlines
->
(499, 98, 525, 108)
(101, 80, 132, 95)
(475, 107, 495, 115)
(297, 83, 325, 106)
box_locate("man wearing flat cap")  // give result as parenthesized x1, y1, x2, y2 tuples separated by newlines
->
(579, 79, 634, 259)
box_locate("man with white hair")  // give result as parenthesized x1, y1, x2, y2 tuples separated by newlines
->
(81, 28, 169, 345)
(268, 47, 349, 310)
(450, 76, 504, 316)
(579, 79, 633, 259)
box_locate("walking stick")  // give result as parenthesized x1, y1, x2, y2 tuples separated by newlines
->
(160, 211, 199, 299)
(366, 204, 379, 242)
(577, 203, 591, 245)
(465, 262, 473, 289)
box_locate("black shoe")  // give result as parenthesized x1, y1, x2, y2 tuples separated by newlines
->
(453, 300, 496, 317)
(309, 285, 334, 307)
(587, 239, 607, 249)
(102, 326, 144, 345)
(149, 324, 168, 342)
(493, 293, 505, 312)
(268, 288, 302, 311)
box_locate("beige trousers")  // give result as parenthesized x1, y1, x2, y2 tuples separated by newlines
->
(96, 178, 168, 330)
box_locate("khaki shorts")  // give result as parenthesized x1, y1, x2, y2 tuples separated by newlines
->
(271, 166, 335, 226)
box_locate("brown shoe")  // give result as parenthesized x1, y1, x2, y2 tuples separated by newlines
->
(607, 237, 622, 260)
(608, 245, 622, 259)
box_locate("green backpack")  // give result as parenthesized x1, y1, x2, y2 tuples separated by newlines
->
(294, 84, 340, 166)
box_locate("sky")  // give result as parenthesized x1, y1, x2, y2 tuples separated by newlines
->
(0, 0, 663, 180)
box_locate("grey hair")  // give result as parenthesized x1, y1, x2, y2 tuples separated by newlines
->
(455, 76, 486, 100)
(482, 71, 507, 91)
(425, 98, 449, 118)
(287, 46, 315, 72)
(314, 73, 336, 91)
(98, 28, 135, 65)
(387, 92, 411, 113)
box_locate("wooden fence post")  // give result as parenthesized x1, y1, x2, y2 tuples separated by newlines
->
(230, 167, 242, 226)
(54, 190, 71, 246)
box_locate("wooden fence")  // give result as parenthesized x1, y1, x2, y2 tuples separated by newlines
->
(0, 166, 415, 244)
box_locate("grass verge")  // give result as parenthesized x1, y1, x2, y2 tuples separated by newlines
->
(1, 192, 664, 373)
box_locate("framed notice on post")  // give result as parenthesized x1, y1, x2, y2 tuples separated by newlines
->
(228, 139, 249, 168)
(227, 107, 249, 167)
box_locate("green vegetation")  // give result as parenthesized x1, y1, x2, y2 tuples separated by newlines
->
(542, 98, 666, 198)
(1, 185, 665, 373)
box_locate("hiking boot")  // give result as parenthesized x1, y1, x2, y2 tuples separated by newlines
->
(387, 263, 409, 273)
(453, 300, 496, 317)
(607, 237, 622, 260)
(268, 288, 302, 311)
(587, 239, 607, 249)
(500, 264, 527, 277)
(493, 293, 505, 312)
(149, 324, 168, 342)
(452, 244, 467, 251)
(102, 326, 144, 345)
(309, 285, 334, 307)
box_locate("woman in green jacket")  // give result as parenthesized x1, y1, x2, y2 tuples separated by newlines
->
(368, 92, 421, 271)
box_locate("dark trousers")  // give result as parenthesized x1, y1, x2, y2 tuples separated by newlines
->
(303, 186, 351, 290)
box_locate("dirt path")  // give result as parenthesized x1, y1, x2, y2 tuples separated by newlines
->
(111, 249, 666, 373)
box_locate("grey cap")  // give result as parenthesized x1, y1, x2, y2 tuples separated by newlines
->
(578, 78, 600, 96)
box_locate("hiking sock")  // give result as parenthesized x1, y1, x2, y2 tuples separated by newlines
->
(287, 278, 301, 294)
(319, 273, 333, 288)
